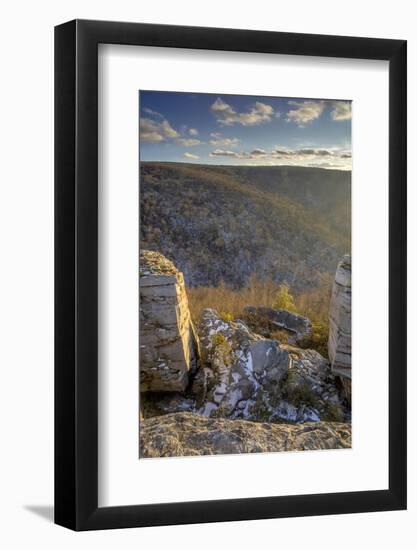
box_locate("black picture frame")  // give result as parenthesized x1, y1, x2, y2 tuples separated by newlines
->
(55, 19, 407, 531)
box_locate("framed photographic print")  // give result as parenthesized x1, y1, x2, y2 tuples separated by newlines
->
(55, 20, 407, 530)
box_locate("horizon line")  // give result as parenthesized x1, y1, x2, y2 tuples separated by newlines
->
(139, 160, 352, 172)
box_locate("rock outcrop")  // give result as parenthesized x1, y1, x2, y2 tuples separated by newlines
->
(278, 345, 345, 422)
(328, 255, 351, 393)
(197, 309, 290, 420)
(140, 305, 349, 424)
(171, 308, 346, 424)
(139, 250, 199, 392)
(243, 306, 312, 343)
(139, 412, 352, 457)
(139, 251, 351, 458)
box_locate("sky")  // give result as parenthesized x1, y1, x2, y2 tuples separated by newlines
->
(139, 91, 352, 170)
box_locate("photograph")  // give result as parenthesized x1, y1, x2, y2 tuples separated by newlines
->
(138, 91, 352, 458)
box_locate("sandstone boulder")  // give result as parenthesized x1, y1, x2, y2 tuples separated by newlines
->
(139, 412, 352, 457)
(243, 305, 312, 343)
(328, 255, 351, 385)
(140, 250, 199, 392)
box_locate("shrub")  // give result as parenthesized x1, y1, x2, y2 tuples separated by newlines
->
(298, 322, 329, 358)
(210, 333, 234, 368)
(321, 401, 344, 422)
(241, 309, 271, 337)
(249, 390, 272, 422)
(219, 311, 234, 322)
(272, 283, 296, 312)
(211, 333, 227, 347)
(286, 382, 320, 408)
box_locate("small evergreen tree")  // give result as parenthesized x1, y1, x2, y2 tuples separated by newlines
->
(272, 283, 296, 311)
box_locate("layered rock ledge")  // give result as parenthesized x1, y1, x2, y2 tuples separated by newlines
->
(139, 412, 352, 457)
(139, 250, 199, 392)
(328, 255, 351, 391)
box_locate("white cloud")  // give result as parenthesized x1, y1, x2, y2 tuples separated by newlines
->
(250, 148, 268, 156)
(286, 100, 325, 127)
(208, 146, 351, 169)
(331, 101, 352, 121)
(176, 138, 203, 146)
(211, 98, 231, 113)
(140, 117, 179, 142)
(209, 149, 240, 157)
(209, 136, 240, 147)
(139, 118, 165, 143)
(143, 107, 164, 119)
(160, 119, 179, 138)
(184, 152, 200, 160)
(211, 97, 275, 126)
(296, 148, 333, 156)
(140, 112, 202, 145)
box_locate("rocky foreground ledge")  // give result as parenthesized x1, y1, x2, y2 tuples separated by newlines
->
(139, 412, 351, 458)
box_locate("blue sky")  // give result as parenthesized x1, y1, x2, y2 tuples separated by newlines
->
(139, 91, 351, 170)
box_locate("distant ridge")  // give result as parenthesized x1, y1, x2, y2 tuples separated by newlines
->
(140, 160, 351, 172)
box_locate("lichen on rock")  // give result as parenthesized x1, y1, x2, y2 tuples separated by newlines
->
(139, 412, 352, 457)
(197, 308, 290, 420)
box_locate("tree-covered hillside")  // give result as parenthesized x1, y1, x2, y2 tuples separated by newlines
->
(140, 162, 351, 290)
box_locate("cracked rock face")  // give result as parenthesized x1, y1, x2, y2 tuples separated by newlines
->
(139, 412, 352, 457)
(139, 250, 199, 392)
(197, 308, 290, 420)
(328, 255, 351, 382)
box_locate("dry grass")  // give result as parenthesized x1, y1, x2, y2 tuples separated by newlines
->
(293, 272, 333, 324)
(187, 273, 332, 326)
(187, 274, 333, 357)
(187, 275, 277, 323)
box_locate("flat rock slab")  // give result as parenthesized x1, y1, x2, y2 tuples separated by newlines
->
(140, 412, 352, 457)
